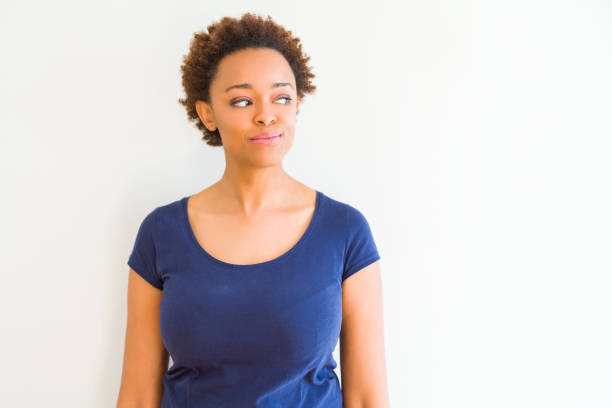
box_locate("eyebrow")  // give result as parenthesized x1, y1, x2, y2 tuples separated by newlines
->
(224, 82, 294, 93)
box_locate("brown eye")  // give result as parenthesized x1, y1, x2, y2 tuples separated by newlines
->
(231, 96, 292, 107)
(231, 98, 250, 107)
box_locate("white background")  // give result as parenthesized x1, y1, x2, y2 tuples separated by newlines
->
(1, 0, 611, 407)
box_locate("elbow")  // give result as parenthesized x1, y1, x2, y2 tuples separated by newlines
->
(116, 393, 162, 408)
(342, 392, 391, 408)
(117, 402, 158, 408)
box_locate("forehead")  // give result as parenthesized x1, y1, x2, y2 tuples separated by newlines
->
(212, 48, 295, 91)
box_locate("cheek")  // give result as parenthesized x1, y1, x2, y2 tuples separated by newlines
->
(281, 111, 297, 127)
(217, 112, 251, 134)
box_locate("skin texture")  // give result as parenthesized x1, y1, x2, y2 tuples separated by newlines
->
(117, 47, 389, 408)
(341, 260, 390, 408)
(117, 269, 168, 408)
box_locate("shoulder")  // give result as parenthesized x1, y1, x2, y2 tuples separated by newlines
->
(319, 192, 372, 231)
(134, 195, 186, 230)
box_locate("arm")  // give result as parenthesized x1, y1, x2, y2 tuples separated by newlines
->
(116, 269, 168, 408)
(340, 260, 390, 408)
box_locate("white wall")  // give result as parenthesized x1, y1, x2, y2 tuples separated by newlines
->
(1, 0, 611, 407)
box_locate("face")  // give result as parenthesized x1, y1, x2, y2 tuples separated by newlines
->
(195, 47, 300, 168)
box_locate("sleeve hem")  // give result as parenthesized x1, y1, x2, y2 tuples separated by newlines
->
(128, 259, 163, 290)
(342, 254, 381, 283)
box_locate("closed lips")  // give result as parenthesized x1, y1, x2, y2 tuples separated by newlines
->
(250, 132, 281, 140)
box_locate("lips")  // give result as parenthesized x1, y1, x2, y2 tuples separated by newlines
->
(249, 132, 282, 140)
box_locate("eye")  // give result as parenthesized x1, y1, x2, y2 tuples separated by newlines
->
(231, 98, 250, 107)
(230, 96, 293, 107)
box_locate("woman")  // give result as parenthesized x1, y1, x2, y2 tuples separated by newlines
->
(117, 13, 389, 408)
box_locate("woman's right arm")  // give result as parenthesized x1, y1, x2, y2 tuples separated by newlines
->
(116, 269, 168, 408)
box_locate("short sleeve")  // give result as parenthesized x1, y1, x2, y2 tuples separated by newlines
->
(127, 208, 163, 290)
(342, 205, 381, 283)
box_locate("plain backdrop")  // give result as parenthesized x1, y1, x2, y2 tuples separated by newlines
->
(1, 0, 611, 407)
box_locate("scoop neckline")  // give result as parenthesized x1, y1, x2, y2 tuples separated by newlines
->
(181, 190, 322, 270)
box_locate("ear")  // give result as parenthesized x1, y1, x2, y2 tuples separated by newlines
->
(195, 100, 217, 131)
(296, 96, 300, 114)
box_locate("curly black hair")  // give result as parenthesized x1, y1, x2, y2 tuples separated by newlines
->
(177, 13, 317, 146)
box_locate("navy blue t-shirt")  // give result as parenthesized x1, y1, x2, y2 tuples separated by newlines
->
(127, 190, 380, 407)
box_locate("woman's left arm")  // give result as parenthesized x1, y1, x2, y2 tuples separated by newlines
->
(340, 260, 391, 408)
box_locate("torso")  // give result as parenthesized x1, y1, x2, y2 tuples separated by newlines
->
(186, 183, 317, 265)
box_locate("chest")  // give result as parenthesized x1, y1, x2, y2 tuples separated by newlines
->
(187, 206, 315, 265)
(154, 196, 346, 368)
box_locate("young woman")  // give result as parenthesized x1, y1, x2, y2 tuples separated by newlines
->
(117, 13, 389, 408)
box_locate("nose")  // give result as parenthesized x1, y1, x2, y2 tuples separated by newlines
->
(253, 102, 277, 126)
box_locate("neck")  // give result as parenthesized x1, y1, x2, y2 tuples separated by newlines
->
(213, 163, 296, 215)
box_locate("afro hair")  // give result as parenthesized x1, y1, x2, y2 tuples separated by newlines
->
(178, 13, 317, 146)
